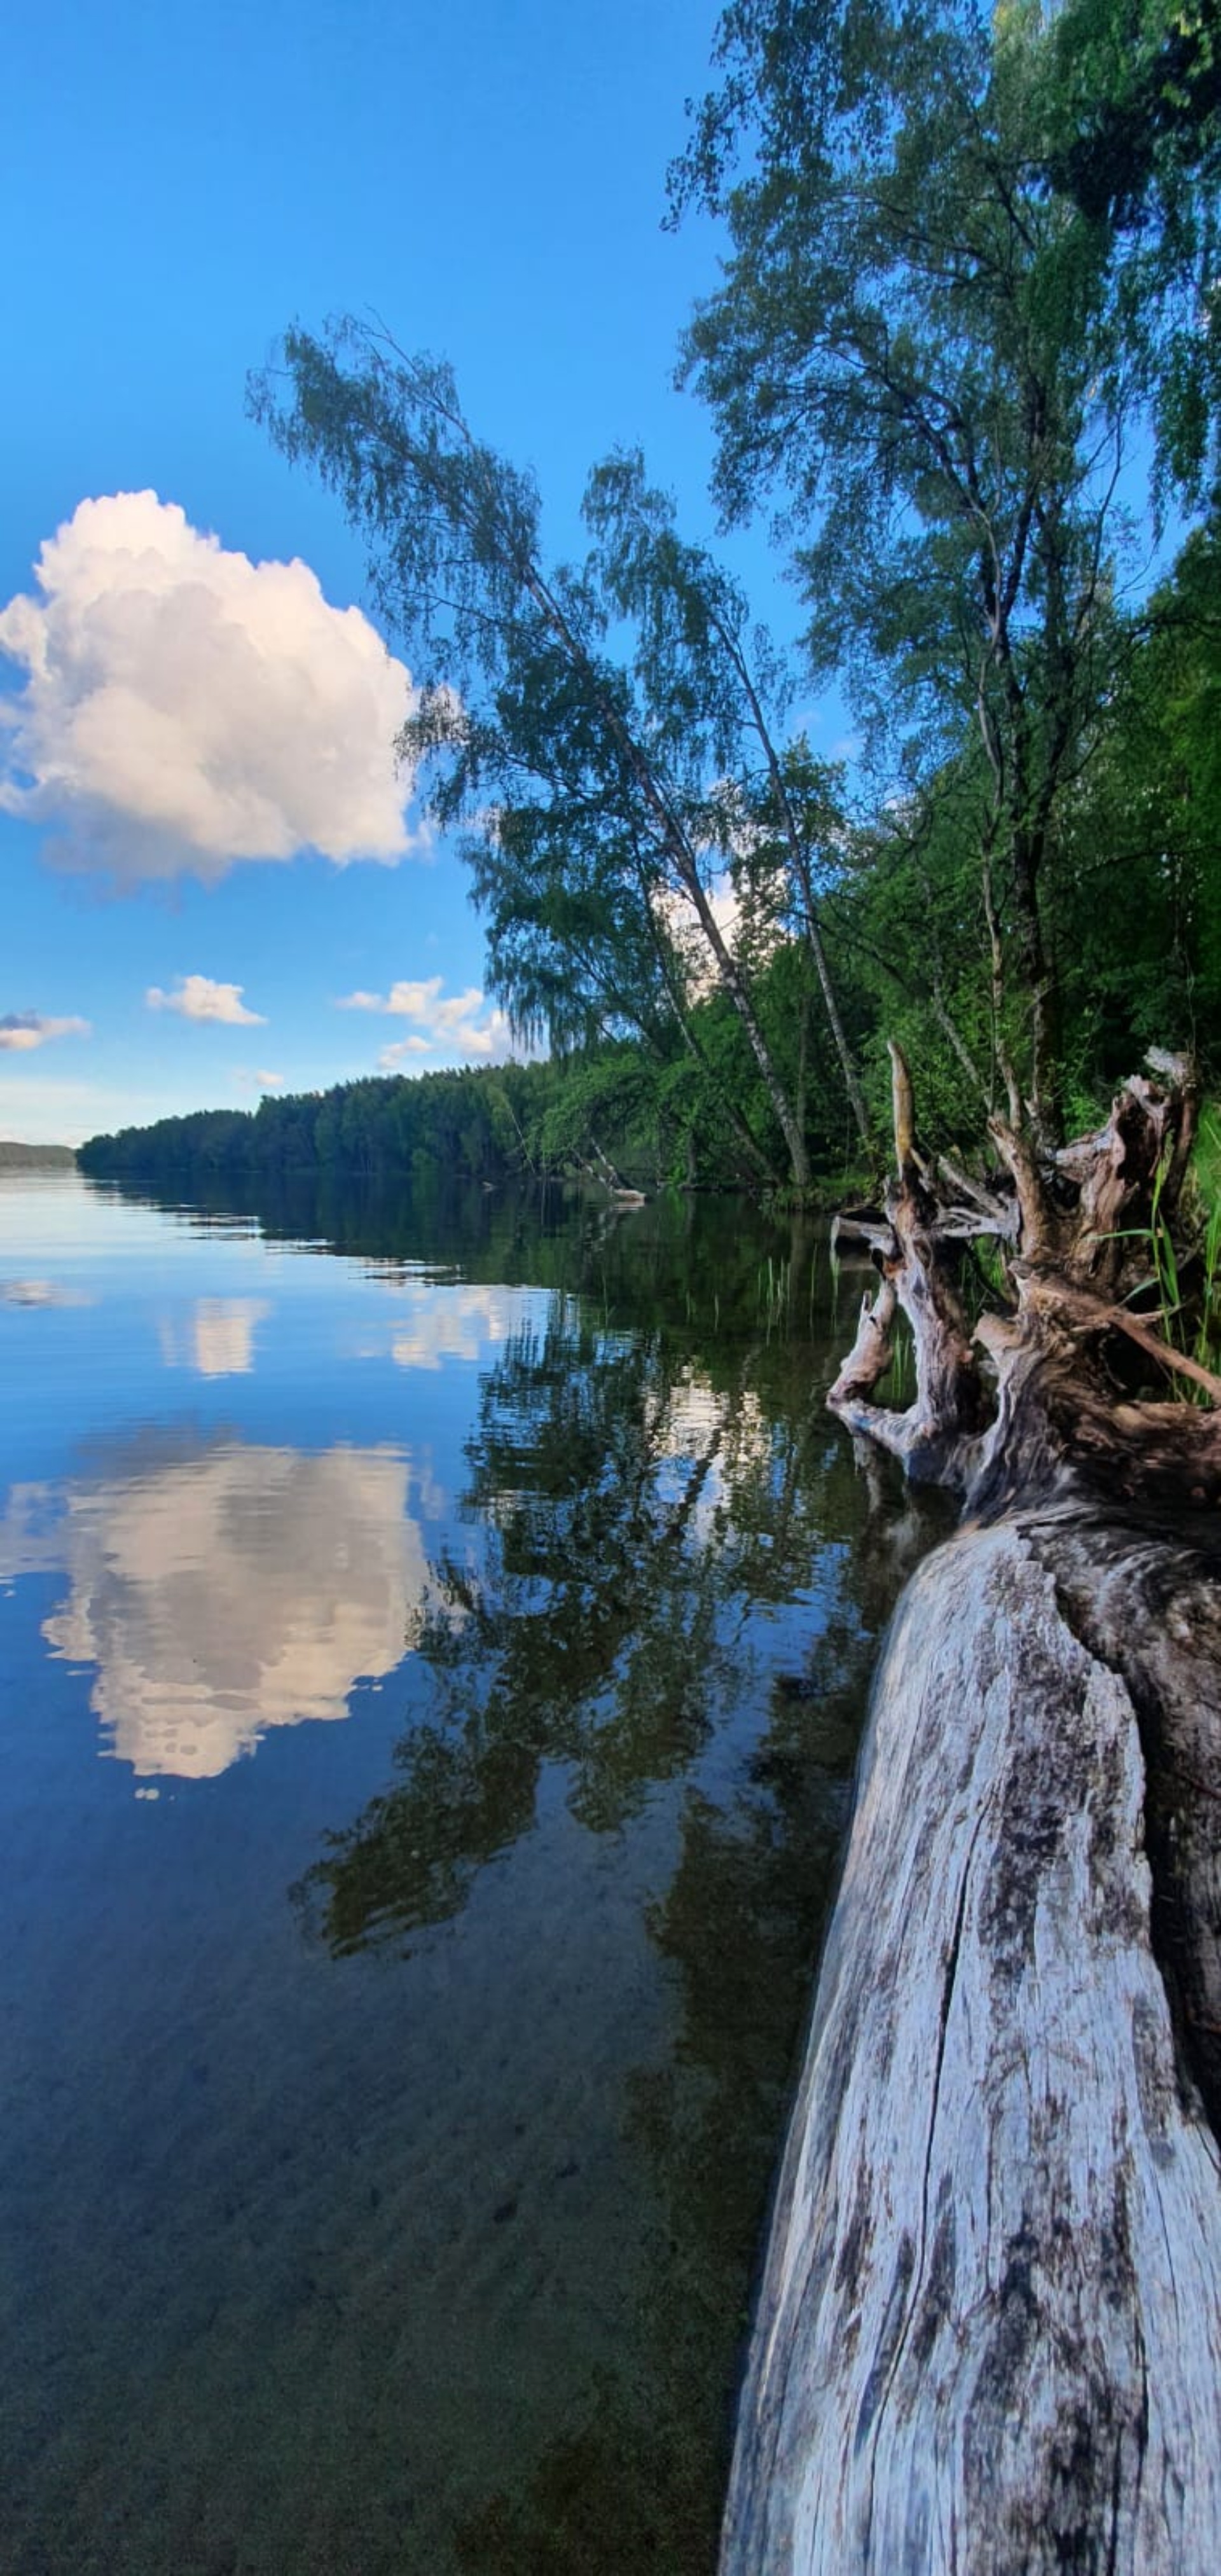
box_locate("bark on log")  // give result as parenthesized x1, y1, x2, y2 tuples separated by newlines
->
(724, 1055, 1221, 2572)
(721, 1507, 1221, 2574)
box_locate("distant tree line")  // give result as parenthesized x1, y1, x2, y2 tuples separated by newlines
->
(0, 1140, 77, 1169)
(76, 951, 876, 1194)
(73, 1051, 750, 1191)
(80, 1063, 549, 1188)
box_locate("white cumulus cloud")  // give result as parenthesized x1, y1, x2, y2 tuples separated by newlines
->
(0, 1010, 90, 1053)
(147, 974, 265, 1025)
(336, 976, 514, 1066)
(232, 1066, 287, 1093)
(0, 490, 420, 885)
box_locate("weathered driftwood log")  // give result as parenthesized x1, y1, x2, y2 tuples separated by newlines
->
(724, 1052, 1221, 2573)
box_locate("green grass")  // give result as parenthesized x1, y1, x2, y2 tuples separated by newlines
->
(1187, 1103, 1221, 1377)
(1105, 1103, 1221, 1394)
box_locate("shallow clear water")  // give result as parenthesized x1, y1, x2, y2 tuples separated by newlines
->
(0, 1170, 942, 2575)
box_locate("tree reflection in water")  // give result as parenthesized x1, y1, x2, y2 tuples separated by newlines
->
(454, 1609, 942, 2576)
(296, 1301, 831, 1951)
(291, 1242, 949, 2574)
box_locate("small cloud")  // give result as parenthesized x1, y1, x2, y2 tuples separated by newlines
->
(0, 1011, 90, 1053)
(335, 976, 514, 1066)
(233, 1067, 287, 1093)
(0, 491, 422, 888)
(147, 974, 265, 1026)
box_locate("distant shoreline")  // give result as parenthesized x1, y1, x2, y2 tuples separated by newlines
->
(0, 1142, 78, 1170)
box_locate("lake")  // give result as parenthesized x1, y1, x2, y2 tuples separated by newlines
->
(0, 1168, 942, 2575)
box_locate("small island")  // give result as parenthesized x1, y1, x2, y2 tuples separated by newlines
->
(0, 1141, 76, 1170)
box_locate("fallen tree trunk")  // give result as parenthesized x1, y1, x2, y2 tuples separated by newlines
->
(722, 1506, 1221, 2573)
(722, 1053, 1221, 2572)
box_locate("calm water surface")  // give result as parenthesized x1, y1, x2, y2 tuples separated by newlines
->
(0, 1170, 942, 2575)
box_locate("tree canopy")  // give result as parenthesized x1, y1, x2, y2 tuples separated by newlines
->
(671, 0, 1218, 1136)
(248, 323, 875, 1187)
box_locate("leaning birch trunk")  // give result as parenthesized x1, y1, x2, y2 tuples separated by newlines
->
(722, 1051, 1221, 2573)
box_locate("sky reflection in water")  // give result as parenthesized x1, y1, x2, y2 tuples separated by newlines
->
(1, 1432, 437, 1778)
(0, 1171, 946, 2574)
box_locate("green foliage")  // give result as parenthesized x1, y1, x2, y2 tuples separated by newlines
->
(249, 323, 885, 1185)
(1038, 0, 1220, 498)
(76, 1025, 825, 1197)
(1187, 1103, 1221, 1372)
(671, 0, 1217, 1130)
(247, 326, 687, 1063)
(235, 14, 1216, 1185)
(79, 1063, 561, 1186)
(79, 476, 1221, 1199)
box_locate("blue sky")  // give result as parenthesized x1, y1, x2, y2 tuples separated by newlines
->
(3, 0, 820, 1145)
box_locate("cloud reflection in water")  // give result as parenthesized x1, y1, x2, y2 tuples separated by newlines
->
(156, 1297, 272, 1377)
(0, 1432, 437, 1780)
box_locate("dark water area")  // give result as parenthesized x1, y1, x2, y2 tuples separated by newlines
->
(0, 1170, 948, 2575)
